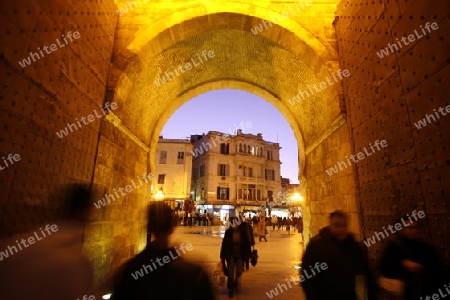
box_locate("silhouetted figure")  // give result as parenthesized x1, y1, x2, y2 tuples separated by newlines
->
(111, 202, 214, 300)
(257, 216, 267, 242)
(271, 215, 278, 230)
(379, 218, 450, 299)
(301, 210, 376, 300)
(239, 214, 255, 271)
(220, 216, 252, 298)
(0, 184, 94, 300)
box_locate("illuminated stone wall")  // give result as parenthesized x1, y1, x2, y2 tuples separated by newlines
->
(336, 0, 450, 265)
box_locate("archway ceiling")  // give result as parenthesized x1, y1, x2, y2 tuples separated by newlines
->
(110, 1, 345, 172)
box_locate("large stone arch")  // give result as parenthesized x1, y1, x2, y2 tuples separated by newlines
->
(98, 11, 358, 282)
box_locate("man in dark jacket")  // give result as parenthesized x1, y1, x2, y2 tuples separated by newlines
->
(112, 202, 214, 300)
(220, 216, 252, 298)
(379, 219, 450, 299)
(301, 210, 376, 300)
(239, 214, 255, 270)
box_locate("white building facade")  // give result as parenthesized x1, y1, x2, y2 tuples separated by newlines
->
(155, 138, 193, 203)
(190, 130, 282, 215)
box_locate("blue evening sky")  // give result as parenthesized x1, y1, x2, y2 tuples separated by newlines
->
(160, 89, 299, 183)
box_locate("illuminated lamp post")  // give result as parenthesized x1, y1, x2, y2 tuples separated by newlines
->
(154, 189, 165, 201)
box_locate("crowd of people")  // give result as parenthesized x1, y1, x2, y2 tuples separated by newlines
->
(2, 186, 448, 300)
(175, 211, 214, 226)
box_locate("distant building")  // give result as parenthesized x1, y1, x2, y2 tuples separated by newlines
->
(281, 177, 291, 186)
(190, 129, 282, 218)
(155, 137, 193, 207)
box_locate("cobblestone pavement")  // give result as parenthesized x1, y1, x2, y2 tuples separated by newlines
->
(170, 225, 306, 300)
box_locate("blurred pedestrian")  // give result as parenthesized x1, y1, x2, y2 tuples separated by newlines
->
(257, 216, 267, 242)
(220, 216, 252, 298)
(239, 214, 255, 271)
(111, 202, 214, 300)
(379, 217, 450, 299)
(0, 184, 94, 300)
(286, 218, 292, 234)
(271, 215, 278, 231)
(301, 210, 376, 300)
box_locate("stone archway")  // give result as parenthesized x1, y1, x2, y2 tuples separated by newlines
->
(91, 10, 358, 284)
(6, 0, 447, 292)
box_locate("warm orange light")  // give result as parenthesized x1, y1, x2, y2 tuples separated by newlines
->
(291, 192, 303, 202)
(154, 190, 164, 201)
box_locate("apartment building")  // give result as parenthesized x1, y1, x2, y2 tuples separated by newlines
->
(190, 129, 282, 215)
(155, 137, 193, 205)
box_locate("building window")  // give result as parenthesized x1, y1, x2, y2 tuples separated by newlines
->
(177, 152, 185, 164)
(200, 164, 205, 177)
(265, 169, 275, 180)
(159, 151, 167, 164)
(158, 174, 165, 184)
(220, 143, 229, 154)
(257, 189, 261, 200)
(267, 150, 273, 160)
(241, 188, 256, 200)
(268, 190, 273, 201)
(218, 164, 229, 176)
(248, 167, 253, 177)
(217, 187, 230, 200)
(239, 143, 242, 152)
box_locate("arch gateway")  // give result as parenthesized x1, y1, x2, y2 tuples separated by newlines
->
(1, 0, 449, 289)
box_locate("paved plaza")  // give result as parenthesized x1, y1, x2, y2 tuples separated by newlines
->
(170, 225, 306, 300)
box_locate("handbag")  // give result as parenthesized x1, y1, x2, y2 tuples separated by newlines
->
(250, 249, 258, 267)
(378, 276, 405, 297)
(212, 262, 226, 288)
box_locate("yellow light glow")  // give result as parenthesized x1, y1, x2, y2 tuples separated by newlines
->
(291, 193, 303, 202)
(154, 190, 164, 201)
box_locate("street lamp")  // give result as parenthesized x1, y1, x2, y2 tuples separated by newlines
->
(290, 193, 303, 216)
(291, 192, 303, 202)
(154, 190, 164, 201)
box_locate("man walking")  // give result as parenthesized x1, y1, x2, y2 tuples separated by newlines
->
(301, 210, 376, 300)
(271, 215, 278, 231)
(220, 216, 252, 298)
